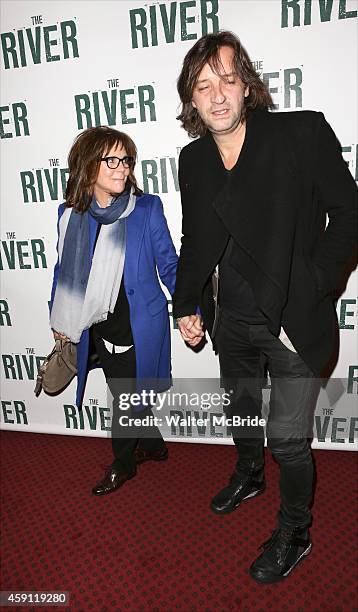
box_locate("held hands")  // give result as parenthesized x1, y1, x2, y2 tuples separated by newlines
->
(177, 315, 204, 347)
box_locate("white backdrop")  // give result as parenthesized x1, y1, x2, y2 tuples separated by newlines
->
(1, 0, 357, 450)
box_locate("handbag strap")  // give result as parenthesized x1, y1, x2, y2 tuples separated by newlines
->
(58, 339, 77, 374)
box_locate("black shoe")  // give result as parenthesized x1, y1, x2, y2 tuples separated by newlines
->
(92, 466, 136, 496)
(210, 468, 265, 515)
(134, 446, 168, 464)
(249, 526, 312, 583)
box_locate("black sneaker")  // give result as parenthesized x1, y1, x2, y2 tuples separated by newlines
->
(249, 526, 312, 583)
(210, 468, 265, 515)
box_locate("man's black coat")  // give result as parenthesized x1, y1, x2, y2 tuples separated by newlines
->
(173, 109, 357, 376)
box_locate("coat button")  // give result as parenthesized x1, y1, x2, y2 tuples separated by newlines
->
(127, 289, 134, 295)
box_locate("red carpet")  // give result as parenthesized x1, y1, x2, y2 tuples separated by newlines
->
(1, 431, 357, 611)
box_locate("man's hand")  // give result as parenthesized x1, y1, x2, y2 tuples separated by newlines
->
(177, 315, 204, 347)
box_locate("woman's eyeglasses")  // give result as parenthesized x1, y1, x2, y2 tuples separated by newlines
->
(101, 156, 134, 169)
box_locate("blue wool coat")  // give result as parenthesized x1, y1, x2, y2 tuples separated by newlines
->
(50, 193, 178, 407)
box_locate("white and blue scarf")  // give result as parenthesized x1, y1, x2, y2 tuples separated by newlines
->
(50, 187, 136, 343)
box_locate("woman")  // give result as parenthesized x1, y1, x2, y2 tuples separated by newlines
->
(50, 126, 178, 496)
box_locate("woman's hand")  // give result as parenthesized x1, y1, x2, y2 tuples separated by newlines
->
(53, 330, 70, 342)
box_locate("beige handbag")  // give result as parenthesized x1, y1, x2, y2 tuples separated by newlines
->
(34, 339, 77, 397)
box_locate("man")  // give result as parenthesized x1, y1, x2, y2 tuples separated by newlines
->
(173, 31, 357, 583)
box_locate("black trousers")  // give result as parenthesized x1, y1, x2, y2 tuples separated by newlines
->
(93, 337, 165, 473)
(215, 310, 319, 528)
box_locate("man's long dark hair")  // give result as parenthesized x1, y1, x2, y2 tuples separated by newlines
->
(177, 31, 274, 138)
(65, 126, 142, 212)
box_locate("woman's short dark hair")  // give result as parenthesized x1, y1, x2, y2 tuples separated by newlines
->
(65, 126, 142, 212)
(177, 31, 274, 138)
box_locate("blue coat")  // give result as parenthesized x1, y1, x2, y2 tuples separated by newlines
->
(50, 193, 178, 407)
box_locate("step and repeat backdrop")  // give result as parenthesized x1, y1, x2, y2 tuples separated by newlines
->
(1, 0, 357, 449)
